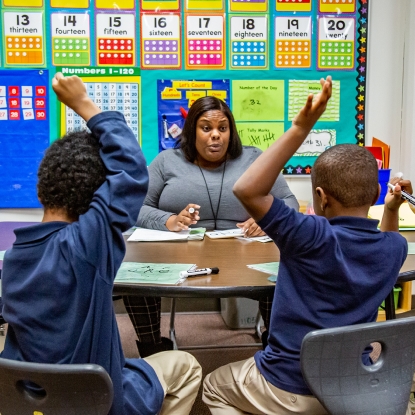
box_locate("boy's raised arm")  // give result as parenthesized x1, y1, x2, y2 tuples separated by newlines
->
(52, 72, 101, 122)
(233, 76, 332, 222)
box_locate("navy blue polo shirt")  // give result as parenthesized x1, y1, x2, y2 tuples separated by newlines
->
(255, 197, 407, 395)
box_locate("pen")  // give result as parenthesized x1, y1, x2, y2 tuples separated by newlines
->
(387, 182, 415, 207)
(188, 207, 195, 214)
(180, 267, 219, 278)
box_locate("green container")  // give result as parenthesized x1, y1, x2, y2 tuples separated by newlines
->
(379, 286, 402, 310)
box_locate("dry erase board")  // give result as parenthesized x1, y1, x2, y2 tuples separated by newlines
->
(0, 0, 369, 207)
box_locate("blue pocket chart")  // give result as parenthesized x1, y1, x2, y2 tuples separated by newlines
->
(0, 69, 49, 208)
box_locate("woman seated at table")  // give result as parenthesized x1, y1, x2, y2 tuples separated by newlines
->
(123, 96, 299, 357)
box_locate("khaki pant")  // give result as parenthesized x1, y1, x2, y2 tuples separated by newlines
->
(203, 357, 327, 415)
(144, 350, 202, 415)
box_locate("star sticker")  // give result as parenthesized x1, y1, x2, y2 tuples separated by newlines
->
(305, 167, 311, 174)
(358, 95, 364, 101)
(357, 124, 364, 130)
(359, 47, 366, 53)
(287, 167, 293, 174)
(357, 133, 364, 140)
(359, 66, 366, 73)
(358, 85, 365, 92)
(357, 114, 364, 121)
(361, 7, 367, 14)
(359, 57, 366, 63)
(358, 75, 365, 82)
(360, 18, 367, 24)
(361, 0, 367, 4)
(296, 167, 302, 174)
(357, 104, 364, 111)
(360, 36, 367, 43)
(360, 27, 367, 34)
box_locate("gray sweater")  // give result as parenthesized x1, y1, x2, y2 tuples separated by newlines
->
(137, 147, 299, 230)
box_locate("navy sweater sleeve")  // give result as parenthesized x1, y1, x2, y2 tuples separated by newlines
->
(70, 112, 149, 282)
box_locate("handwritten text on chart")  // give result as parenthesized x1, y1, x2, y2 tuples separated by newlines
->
(237, 122, 284, 151)
(295, 129, 336, 156)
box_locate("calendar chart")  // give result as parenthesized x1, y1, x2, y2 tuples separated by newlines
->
(276, 0, 312, 12)
(229, 0, 267, 13)
(319, 0, 355, 14)
(62, 75, 140, 141)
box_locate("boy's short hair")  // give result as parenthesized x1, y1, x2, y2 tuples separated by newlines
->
(312, 144, 378, 208)
(37, 130, 106, 219)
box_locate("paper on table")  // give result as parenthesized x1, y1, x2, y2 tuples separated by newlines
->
(231, 80, 285, 122)
(128, 228, 189, 242)
(247, 262, 280, 274)
(0, 251, 5, 260)
(237, 235, 273, 243)
(115, 262, 196, 285)
(368, 203, 415, 228)
(408, 243, 415, 255)
(206, 229, 245, 239)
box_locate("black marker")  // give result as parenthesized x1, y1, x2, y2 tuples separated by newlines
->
(387, 183, 415, 207)
(180, 267, 219, 278)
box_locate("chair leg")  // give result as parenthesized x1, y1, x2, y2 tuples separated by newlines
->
(169, 298, 178, 350)
(255, 309, 262, 339)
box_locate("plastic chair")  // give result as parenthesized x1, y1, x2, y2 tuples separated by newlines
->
(0, 358, 113, 415)
(300, 316, 415, 415)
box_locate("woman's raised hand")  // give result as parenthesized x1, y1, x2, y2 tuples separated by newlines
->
(166, 204, 201, 231)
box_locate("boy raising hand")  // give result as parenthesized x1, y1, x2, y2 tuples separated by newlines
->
(203, 77, 410, 414)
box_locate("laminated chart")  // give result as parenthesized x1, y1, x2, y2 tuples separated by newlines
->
(274, 16, 312, 69)
(50, 0, 88, 8)
(185, 14, 226, 70)
(0, 69, 49, 207)
(2, 11, 45, 66)
(276, 0, 312, 12)
(60, 73, 140, 140)
(51, 13, 90, 65)
(229, 15, 268, 69)
(236, 122, 284, 150)
(319, 0, 356, 14)
(140, 0, 179, 11)
(232, 80, 284, 122)
(141, 14, 181, 69)
(3, 0, 42, 7)
(229, 0, 267, 13)
(185, 0, 223, 12)
(96, 0, 134, 10)
(294, 129, 336, 156)
(95, 13, 136, 66)
(318, 16, 355, 70)
(288, 79, 340, 121)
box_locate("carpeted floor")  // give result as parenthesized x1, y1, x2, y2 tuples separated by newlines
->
(117, 310, 263, 415)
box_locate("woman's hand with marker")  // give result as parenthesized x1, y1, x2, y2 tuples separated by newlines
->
(236, 217, 265, 237)
(166, 204, 200, 231)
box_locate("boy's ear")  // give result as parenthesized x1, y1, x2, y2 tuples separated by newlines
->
(371, 184, 381, 206)
(316, 187, 328, 212)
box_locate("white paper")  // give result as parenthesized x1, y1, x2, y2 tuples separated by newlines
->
(127, 228, 190, 242)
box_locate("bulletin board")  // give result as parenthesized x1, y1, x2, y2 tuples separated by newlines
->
(0, 0, 369, 207)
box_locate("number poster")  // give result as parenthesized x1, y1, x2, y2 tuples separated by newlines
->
(0, 0, 369, 207)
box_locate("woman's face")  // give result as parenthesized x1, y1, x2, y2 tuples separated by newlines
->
(194, 110, 230, 168)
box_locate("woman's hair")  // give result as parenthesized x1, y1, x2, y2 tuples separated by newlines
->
(176, 96, 242, 162)
(37, 130, 106, 220)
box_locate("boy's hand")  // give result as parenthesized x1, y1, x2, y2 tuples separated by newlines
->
(292, 76, 332, 135)
(52, 73, 101, 122)
(384, 177, 413, 211)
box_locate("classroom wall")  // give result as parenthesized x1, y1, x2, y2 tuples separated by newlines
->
(1, 0, 414, 223)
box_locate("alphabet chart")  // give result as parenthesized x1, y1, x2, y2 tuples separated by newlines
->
(0, 0, 370, 206)
(60, 73, 140, 140)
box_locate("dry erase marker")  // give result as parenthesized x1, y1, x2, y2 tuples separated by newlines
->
(188, 207, 195, 214)
(387, 183, 415, 207)
(180, 267, 219, 278)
